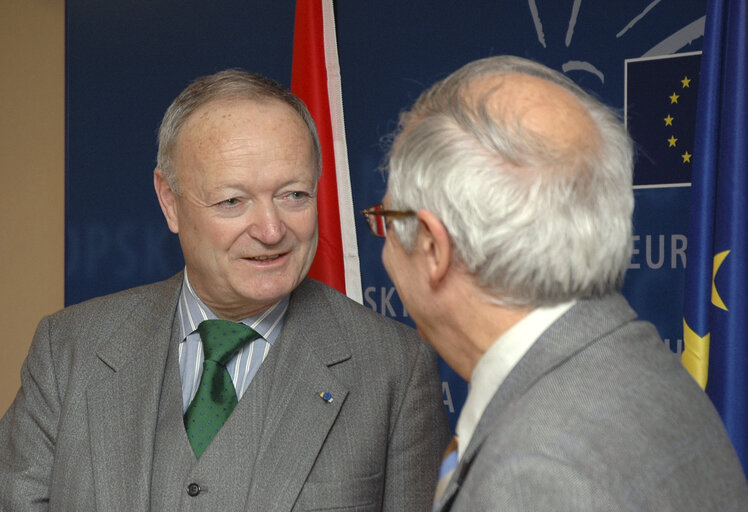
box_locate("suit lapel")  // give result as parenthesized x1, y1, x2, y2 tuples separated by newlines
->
(244, 279, 352, 511)
(86, 275, 182, 512)
(439, 294, 637, 510)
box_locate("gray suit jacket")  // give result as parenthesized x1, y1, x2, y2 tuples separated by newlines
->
(436, 294, 748, 511)
(0, 274, 450, 511)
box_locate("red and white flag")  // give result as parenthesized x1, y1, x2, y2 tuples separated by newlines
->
(291, 0, 362, 302)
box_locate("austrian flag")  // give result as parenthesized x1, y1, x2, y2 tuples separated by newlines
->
(291, 0, 362, 302)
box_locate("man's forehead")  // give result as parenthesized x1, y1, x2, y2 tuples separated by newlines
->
(168, 96, 316, 185)
(173, 97, 312, 159)
(183, 97, 299, 131)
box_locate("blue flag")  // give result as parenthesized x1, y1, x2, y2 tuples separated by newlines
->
(682, 0, 748, 474)
(626, 53, 700, 187)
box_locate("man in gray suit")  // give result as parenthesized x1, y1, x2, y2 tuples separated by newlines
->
(0, 70, 450, 511)
(362, 56, 748, 510)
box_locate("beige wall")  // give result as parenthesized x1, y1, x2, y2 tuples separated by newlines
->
(0, 1, 65, 415)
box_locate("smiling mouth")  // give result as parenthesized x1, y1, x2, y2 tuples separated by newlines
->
(246, 253, 285, 262)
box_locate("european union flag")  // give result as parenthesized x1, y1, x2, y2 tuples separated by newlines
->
(626, 53, 700, 187)
(682, 0, 748, 474)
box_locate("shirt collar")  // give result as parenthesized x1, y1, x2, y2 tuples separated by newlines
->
(177, 269, 289, 344)
(455, 299, 576, 459)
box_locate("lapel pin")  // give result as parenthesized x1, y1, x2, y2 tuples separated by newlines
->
(319, 391, 333, 403)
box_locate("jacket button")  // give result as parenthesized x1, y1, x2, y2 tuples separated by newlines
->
(187, 483, 201, 497)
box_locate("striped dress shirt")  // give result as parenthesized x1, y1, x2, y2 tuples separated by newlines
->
(177, 271, 289, 413)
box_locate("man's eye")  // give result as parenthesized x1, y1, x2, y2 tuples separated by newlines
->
(220, 198, 240, 206)
(282, 191, 311, 201)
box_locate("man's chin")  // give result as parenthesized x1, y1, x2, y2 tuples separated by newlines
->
(233, 280, 296, 306)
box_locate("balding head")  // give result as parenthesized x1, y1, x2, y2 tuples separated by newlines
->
(385, 56, 634, 308)
(464, 72, 602, 180)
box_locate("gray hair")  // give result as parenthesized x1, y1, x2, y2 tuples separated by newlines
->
(156, 69, 321, 193)
(385, 56, 634, 308)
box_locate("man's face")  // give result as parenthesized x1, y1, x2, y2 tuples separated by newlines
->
(156, 98, 318, 319)
(380, 193, 426, 334)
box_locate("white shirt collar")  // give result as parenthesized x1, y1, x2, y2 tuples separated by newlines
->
(178, 268, 288, 343)
(455, 300, 576, 459)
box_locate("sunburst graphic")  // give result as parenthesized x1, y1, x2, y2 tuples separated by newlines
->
(526, 0, 705, 84)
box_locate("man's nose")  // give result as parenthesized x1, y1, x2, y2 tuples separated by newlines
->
(246, 201, 286, 244)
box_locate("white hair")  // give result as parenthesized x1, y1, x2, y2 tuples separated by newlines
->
(385, 56, 634, 308)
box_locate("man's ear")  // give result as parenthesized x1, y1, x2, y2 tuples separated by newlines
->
(153, 168, 180, 234)
(415, 210, 452, 288)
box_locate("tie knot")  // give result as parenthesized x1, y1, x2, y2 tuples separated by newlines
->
(197, 319, 261, 365)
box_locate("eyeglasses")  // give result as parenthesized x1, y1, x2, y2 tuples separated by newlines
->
(360, 203, 415, 238)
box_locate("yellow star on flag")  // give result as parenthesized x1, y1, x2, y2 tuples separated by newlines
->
(712, 250, 730, 311)
(669, 92, 680, 103)
(664, 114, 674, 126)
(681, 76, 691, 88)
(668, 135, 678, 147)
(682, 320, 709, 389)
(682, 151, 692, 163)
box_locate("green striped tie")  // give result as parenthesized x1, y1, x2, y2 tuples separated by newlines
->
(183, 319, 261, 458)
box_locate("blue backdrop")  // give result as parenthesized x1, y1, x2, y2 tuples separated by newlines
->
(66, 1, 706, 430)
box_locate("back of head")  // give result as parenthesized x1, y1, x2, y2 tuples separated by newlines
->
(386, 56, 634, 308)
(156, 69, 321, 193)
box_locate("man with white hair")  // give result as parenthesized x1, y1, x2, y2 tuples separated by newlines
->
(362, 55, 748, 510)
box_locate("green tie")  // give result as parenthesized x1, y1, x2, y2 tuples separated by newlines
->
(183, 319, 261, 458)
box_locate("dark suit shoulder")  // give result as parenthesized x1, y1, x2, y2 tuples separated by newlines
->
(287, 279, 437, 389)
(48, 274, 182, 328)
(459, 294, 748, 510)
(293, 278, 423, 346)
(34, 274, 181, 367)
